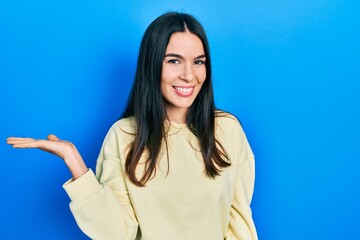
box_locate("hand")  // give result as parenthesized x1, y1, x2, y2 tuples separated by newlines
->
(7, 134, 88, 179)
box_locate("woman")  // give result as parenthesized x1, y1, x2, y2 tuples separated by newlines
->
(7, 12, 257, 239)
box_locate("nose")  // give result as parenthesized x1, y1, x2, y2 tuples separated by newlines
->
(180, 63, 195, 82)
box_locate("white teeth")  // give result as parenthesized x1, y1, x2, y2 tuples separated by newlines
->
(174, 87, 193, 93)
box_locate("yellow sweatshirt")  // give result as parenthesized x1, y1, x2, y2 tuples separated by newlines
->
(63, 113, 257, 240)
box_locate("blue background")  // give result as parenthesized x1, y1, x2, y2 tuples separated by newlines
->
(1, 0, 359, 239)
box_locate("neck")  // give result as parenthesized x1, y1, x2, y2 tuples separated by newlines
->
(165, 107, 188, 124)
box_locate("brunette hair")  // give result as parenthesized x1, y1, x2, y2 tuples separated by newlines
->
(122, 12, 230, 186)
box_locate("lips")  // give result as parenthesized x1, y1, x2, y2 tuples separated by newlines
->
(173, 86, 195, 97)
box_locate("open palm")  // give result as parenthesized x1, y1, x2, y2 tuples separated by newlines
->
(7, 134, 88, 179)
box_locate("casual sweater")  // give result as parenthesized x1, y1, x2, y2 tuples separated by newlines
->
(63, 113, 257, 240)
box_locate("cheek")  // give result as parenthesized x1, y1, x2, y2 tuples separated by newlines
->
(198, 70, 207, 84)
(160, 74, 173, 96)
(161, 66, 176, 84)
(160, 81, 168, 97)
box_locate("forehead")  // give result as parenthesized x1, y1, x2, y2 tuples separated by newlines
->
(165, 32, 204, 54)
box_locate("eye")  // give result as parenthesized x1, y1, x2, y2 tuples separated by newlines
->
(194, 60, 205, 65)
(167, 59, 180, 64)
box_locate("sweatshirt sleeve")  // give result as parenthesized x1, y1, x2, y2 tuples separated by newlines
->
(226, 122, 258, 240)
(63, 123, 138, 240)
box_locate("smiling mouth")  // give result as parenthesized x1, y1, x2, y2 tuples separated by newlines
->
(173, 86, 194, 96)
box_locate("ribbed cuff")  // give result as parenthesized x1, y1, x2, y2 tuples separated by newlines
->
(63, 169, 101, 203)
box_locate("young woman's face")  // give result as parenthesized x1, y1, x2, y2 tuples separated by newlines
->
(161, 31, 206, 122)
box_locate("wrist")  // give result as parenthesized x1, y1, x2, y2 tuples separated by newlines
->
(63, 147, 88, 179)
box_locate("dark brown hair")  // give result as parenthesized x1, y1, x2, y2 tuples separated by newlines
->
(121, 12, 230, 186)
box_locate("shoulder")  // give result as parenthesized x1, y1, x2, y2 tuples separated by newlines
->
(101, 117, 136, 146)
(215, 110, 254, 162)
(215, 110, 249, 147)
(110, 116, 137, 134)
(215, 110, 243, 132)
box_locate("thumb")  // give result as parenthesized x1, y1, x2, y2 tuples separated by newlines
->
(47, 134, 60, 141)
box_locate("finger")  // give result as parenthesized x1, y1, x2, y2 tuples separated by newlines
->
(11, 140, 62, 157)
(12, 141, 42, 149)
(12, 139, 55, 149)
(7, 137, 36, 142)
(7, 138, 37, 145)
(47, 134, 60, 141)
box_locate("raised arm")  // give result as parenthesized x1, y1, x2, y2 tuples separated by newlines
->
(7, 126, 139, 239)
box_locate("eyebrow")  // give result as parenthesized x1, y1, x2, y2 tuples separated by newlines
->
(164, 53, 206, 59)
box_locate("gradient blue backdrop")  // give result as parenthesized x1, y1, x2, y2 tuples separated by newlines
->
(1, 1, 359, 239)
